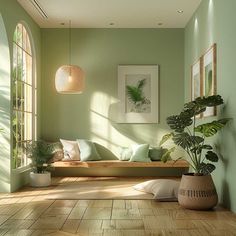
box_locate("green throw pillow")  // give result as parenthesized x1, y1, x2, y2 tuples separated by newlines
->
(77, 139, 101, 161)
(129, 144, 151, 162)
(119, 147, 133, 161)
(148, 147, 164, 161)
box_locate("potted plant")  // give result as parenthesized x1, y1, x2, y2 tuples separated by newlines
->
(24, 140, 57, 187)
(160, 95, 230, 210)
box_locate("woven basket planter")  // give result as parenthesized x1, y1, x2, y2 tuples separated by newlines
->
(178, 173, 218, 210)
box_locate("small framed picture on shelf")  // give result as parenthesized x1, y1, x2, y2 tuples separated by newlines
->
(202, 43, 217, 117)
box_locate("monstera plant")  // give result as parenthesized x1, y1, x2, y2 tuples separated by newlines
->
(160, 95, 230, 175)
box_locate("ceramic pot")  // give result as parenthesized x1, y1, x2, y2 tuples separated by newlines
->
(29, 171, 51, 187)
(178, 173, 218, 210)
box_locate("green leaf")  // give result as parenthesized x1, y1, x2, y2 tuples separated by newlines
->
(205, 151, 219, 162)
(200, 95, 224, 107)
(195, 119, 230, 137)
(166, 115, 193, 133)
(137, 79, 146, 89)
(126, 79, 148, 105)
(191, 144, 213, 155)
(199, 162, 216, 175)
(181, 95, 224, 119)
(159, 133, 173, 146)
(172, 133, 203, 150)
(126, 86, 143, 103)
(161, 147, 175, 163)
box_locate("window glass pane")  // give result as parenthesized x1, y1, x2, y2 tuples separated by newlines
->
(26, 33, 32, 55)
(25, 84, 32, 112)
(17, 81, 24, 112)
(17, 142, 23, 168)
(13, 78, 17, 110)
(22, 26, 27, 52)
(26, 54, 32, 85)
(17, 45, 23, 81)
(25, 113, 32, 141)
(12, 111, 18, 143)
(34, 115, 37, 140)
(14, 24, 23, 46)
(22, 51, 27, 83)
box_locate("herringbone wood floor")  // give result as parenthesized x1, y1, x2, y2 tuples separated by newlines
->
(0, 177, 236, 236)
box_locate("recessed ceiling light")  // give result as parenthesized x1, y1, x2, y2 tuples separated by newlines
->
(177, 10, 184, 13)
(109, 23, 114, 26)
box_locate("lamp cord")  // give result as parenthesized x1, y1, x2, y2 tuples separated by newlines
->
(69, 20, 71, 66)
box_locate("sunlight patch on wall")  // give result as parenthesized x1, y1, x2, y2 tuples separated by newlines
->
(90, 92, 136, 156)
(193, 17, 200, 57)
(207, 0, 215, 44)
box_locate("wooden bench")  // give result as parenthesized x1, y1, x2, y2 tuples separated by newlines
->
(52, 160, 189, 168)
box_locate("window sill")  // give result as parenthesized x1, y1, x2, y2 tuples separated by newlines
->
(12, 165, 32, 174)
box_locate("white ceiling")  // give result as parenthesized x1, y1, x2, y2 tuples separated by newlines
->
(18, 0, 202, 28)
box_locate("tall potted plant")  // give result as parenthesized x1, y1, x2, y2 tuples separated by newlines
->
(160, 95, 230, 210)
(24, 140, 57, 187)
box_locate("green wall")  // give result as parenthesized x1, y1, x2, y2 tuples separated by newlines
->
(185, 0, 236, 212)
(0, 0, 41, 192)
(41, 28, 184, 161)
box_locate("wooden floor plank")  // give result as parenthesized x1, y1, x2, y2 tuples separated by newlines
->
(111, 208, 141, 220)
(68, 206, 87, 219)
(30, 215, 67, 230)
(102, 219, 145, 230)
(61, 219, 80, 234)
(83, 207, 112, 220)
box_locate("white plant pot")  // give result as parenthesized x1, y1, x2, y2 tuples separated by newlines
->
(30, 171, 51, 187)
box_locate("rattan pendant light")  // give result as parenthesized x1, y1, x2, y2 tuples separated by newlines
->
(55, 21, 85, 94)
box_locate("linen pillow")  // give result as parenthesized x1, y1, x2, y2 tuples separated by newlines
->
(60, 139, 80, 161)
(129, 144, 151, 162)
(77, 139, 101, 161)
(148, 147, 166, 161)
(133, 179, 180, 201)
(118, 147, 133, 161)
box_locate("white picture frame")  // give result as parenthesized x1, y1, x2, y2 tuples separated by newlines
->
(203, 44, 217, 117)
(117, 65, 159, 123)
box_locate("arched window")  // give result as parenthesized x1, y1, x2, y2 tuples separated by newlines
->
(12, 23, 36, 169)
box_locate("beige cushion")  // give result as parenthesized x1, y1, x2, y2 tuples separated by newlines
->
(60, 139, 80, 161)
(133, 179, 180, 201)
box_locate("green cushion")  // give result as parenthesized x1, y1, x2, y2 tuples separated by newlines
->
(129, 144, 151, 162)
(77, 139, 101, 161)
(148, 147, 164, 161)
(119, 147, 133, 161)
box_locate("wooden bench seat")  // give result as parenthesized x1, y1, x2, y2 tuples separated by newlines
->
(52, 160, 189, 168)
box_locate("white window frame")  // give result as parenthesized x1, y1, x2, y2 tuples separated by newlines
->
(12, 22, 37, 170)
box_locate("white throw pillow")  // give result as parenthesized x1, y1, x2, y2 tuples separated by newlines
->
(133, 179, 180, 201)
(60, 139, 80, 161)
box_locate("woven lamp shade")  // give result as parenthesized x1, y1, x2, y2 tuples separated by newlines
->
(55, 65, 85, 94)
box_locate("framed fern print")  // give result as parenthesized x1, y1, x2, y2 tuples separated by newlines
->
(117, 65, 159, 123)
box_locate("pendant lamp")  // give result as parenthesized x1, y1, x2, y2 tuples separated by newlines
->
(55, 21, 85, 94)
